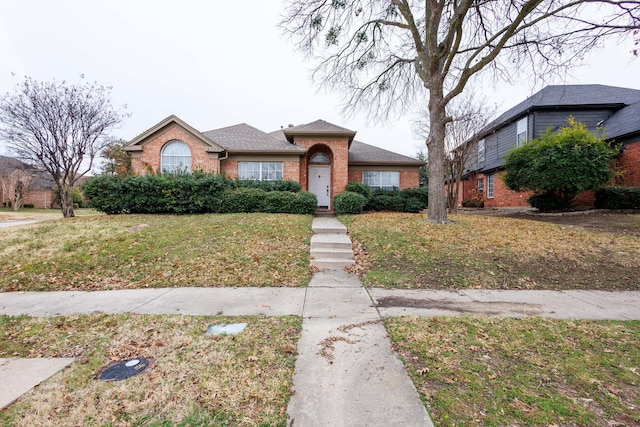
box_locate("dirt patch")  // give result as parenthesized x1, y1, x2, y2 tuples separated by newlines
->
(377, 296, 543, 316)
(497, 210, 640, 236)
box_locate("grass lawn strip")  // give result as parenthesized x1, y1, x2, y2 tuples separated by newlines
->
(0, 314, 301, 426)
(386, 316, 640, 427)
(341, 212, 640, 290)
(0, 213, 312, 292)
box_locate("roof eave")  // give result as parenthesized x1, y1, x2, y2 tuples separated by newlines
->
(349, 160, 424, 166)
(283, 130, 357, 144)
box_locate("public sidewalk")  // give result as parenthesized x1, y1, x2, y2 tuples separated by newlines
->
(2, 287, 639, 320)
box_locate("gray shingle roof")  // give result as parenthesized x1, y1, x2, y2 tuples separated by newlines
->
(0, 155, 54, 190)
(602, 101, 640, 140)
(203, 124, 305, 154)
(348, 141, 423, 165)
(282, 120, 357, 143)
(484, 84, 640, 134)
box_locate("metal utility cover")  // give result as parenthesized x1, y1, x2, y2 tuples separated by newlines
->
(98, 358, 149, 381)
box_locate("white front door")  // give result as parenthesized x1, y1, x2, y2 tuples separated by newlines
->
(309, 165, 331, 208)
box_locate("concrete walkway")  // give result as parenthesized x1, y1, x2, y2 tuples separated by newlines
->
(1, 215, 640, 422)
(287, 219, 432, 426)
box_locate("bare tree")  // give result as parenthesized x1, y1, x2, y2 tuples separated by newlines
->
(281, 0, 640, 223)
(414, 94, 495, 213)
(0, 77, 127, 217)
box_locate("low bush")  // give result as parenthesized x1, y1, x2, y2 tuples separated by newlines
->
(364, 188, 427, 213)
(595, 187, 640, 209)
(22, 204, 34, 209)
(333, 191, 367, 214)
(528, 192, 573, 211)
(83, 173, 311, 215)
(264, 191, 317, 214)
(345, 181, 372, 200)
(218, 188, 267, 213)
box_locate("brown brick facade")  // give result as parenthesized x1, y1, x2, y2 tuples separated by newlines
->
(293, 138, 350, 209)
(127, 118, 423, 211)
(131, 124, 220, 175)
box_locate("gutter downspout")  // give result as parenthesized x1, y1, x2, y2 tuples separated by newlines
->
(217, 151, 229, 175)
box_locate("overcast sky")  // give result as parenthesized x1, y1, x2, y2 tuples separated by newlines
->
(1, 1, 639, 158)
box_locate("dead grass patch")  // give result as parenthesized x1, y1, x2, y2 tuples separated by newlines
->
(0, 213, 312, 291)
(386, 316, 640, 427)
(0, 314, 301, 426)
(340, 212, 640, 290)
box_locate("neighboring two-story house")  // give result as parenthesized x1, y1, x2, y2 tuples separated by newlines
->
(455, 84, 640, 208)
(124, 116, 423, 210)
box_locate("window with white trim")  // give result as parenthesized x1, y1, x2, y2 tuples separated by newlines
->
(477, 138, 485, 162)
(516, 117, 528, 147)
(477, 178, 484, 193)
(238, 162, 283, 181)
(487, 174, 494, 198)
(363, 171, 400, 191)
(161, 140, 191, 173)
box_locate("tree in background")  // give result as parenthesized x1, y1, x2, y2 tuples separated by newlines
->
(415, 149, 428, 187)
(101, 139, 133, 177)
(414, 94, 495, 213)
(281, 1, 640, 223)
(504, 118, 617, 211)
(0, 77, 127, 217)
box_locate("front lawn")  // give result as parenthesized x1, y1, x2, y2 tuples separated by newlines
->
(387, 316, 640, 427)
(341, 212, 640, 290)
(0, 314, 301, 427)
(0, 213, 312, 291)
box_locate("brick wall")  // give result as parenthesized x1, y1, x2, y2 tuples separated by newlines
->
(131, 124, 219, 175)
(293, 138, 350, 207)
(617, 140, 640, 186)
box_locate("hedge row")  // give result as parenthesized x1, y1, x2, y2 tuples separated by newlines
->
(595, 187, 640, 209)
(82, 174, 316, 215)
(333, 182, 429, 214)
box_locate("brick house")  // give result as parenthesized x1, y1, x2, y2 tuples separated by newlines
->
(452, 84, 640, 208)
(0, 156, 56, 209)
(124, 116, 423, 209)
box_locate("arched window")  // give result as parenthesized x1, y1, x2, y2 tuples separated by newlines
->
(161, 140, 191, 173)
(310, 152, 330, 164)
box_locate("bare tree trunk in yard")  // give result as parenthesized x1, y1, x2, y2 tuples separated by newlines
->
(60, 186, 75, 218)
(426, 90, 449, 224)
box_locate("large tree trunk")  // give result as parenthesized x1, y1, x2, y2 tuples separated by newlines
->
(60, 185, 75, 218)
(426, 90, 449, 224)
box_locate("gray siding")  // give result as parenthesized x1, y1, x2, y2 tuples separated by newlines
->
(532, 109, 615, 138)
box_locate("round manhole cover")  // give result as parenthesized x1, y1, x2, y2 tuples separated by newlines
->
(98, 358, 150, 381)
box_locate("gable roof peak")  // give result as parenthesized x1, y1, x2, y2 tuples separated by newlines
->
(124, 115, 224, 153)
(282, 119, 357, 143)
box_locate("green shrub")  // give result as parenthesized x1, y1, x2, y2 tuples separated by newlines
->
(400, 187, 428, 207)
(595, 187, 640, 209)
(528, 192, 573, 211)
(366, 191, 406, 212)
(345, 181, 372, 200)
(230, 179, 301, 192)
(504, 118, 617, 210)
(334, 191, 367, 214)
(23, 203, 34, 208)
(218, 188, 267, 213)
(84, 173, 311, 215)
(264, 191, 317, 214)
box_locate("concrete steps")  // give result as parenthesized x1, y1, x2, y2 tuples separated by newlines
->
(310, 217, 354, 270)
